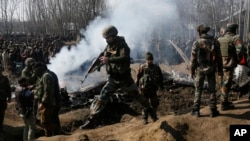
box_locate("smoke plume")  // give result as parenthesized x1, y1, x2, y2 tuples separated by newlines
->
(48, 0, 178, 92)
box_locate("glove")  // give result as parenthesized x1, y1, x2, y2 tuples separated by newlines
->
(190, 67, 196, 79)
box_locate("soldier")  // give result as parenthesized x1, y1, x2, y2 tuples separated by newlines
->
(247, 33, 250, 67)
(21, 57, 40, 124)
(79, 25, 158, 129)
(136, 52, 164, 124)
(32, 63, 56, 136)
(21, 57, 36, 85)
(218, 23, 243, 110)
(0, 67, 11, 132)
(2, 49, 10, 72)
(47, 68, 62, 135)
(190, 24, 223, 117)
(15, 77, 36, 141)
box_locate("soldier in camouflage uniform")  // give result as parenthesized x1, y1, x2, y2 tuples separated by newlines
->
(79, 25, 158, 129)
(136, 52, 163, 124)
(218, 23, 243, 110)
(33, 63, 56, 136)
(0, 68, 11, 132)
(190, 24, 223, 117)
(21, 57, 40, 123)
(21, 57, 36, 85)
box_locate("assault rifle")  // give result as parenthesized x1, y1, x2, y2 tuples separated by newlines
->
(81, 52, 104, 84)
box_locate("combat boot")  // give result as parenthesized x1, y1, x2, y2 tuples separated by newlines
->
(148, 108, 158, 122)
(143, 118, 148, 125)
(143, 111, 149, 125)
(191, 109, 200, 117)
(210, 108, 220, 117)
(221, 101, 234, 111)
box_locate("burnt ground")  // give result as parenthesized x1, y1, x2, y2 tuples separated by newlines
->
(0, 63, 249, 141)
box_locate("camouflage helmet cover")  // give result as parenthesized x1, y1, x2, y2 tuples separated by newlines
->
(25, 57, 35, 67)
(146, 52, 154, 60)
(226, 23, 238, 33)
(102, 25, 118, 38)
(196, 24, 210, 33)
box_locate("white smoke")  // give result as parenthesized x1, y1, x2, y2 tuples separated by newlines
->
(48, 0, 178, 92)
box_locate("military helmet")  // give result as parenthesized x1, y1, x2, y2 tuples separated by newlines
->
(25, 57, 35, 67)
(102, 25, 118, 38)
(196, 24, 210, 33)
(226, 23, 238, 33)
(146, 52, 154, 60)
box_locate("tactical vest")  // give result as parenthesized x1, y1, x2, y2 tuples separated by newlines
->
(105, 36, 131, 76)
(218, 34, 234, 56)
(139, 64, 160, 89)
(218, 34, 238, 68)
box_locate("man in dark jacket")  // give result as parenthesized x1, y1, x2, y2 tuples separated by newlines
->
(15, 77, 36, 141)
(0, 68, 11, 132)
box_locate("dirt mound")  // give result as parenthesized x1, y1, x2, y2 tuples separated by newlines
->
(34, 98, 250, 141)
(1, 63, 250, 141)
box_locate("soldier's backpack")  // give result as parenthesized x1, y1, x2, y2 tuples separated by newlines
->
(139, 64, 160, 89)
(196, 36, 216, 74)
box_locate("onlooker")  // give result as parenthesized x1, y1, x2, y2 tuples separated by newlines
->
(15, 77, 36, 141)
(0, 67, 11, 132)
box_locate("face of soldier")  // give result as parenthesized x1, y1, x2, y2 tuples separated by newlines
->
(33, 66, 43, 77)
(105, 36, 114, 45)
(146, 59, 153, 65)
(220, 28, 225, 35)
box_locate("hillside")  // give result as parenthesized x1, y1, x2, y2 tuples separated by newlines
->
(35, 98, 250, 141)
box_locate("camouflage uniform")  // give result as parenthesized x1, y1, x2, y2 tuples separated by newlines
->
(0, 69, 11, 131)
(136, 52, 163, 124)
(218, 23, 243, 110)
(21, 57, 37, 85)
(48, 69, 62, 135)
(190, 24, 223, 117)
(33, 63, 56, 136)
(80, 25, 157, 129)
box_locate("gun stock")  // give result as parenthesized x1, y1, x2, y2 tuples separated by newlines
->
(81, 52, 104, 84)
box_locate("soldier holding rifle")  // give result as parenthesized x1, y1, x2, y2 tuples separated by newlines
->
(79, 25, 158, 129)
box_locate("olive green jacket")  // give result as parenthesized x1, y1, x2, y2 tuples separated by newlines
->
(104, 36, 131, 80)
(35, 71, 55, 106)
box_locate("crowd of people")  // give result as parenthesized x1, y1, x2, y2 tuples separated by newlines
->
(0, 33, 74, 140)
(0, 34, 74, 74)
(0, 23, 250, 140)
